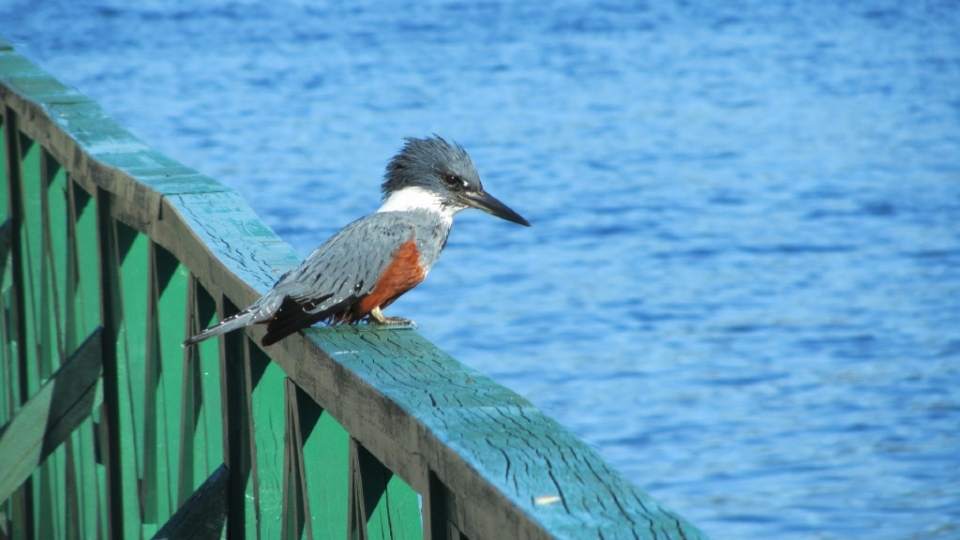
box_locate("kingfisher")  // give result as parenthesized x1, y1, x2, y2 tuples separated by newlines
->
(183, 136, 529, 348)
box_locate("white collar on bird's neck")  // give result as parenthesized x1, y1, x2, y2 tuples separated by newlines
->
(377, 186, 461, 224)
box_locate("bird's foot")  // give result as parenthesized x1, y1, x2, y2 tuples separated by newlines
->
(369, 306, 417, 328)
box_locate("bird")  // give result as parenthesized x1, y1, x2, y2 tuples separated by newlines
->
(182, 136, 530, 348)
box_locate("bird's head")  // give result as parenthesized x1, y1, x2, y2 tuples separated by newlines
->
(380, 136, 530, 226)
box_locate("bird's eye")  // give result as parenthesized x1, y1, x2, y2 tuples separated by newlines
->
(443, 174, 462, 188)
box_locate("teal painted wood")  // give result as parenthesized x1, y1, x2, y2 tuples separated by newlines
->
(216, 323, 253, 538)
(0, 114, 18, 537)
(0, 328, 102, 503)
(68, 185, 101, 349)
(301, 327, 705, 540)
(348, 438, 423, 540)
(39, 158, 73, 540)
(44, 158, 73, 531)
(0, 125, 9, 424)
(0, 74, 31, 540)
(180, 279, 222, 507)
(0, 36, 709, 540)
(247, 348, 287, 538)
(0, 217, 13, 461)
(281, 378, 309, 538)
(2, 98, 106, 539)
(113, 223, 152, 538)
(18, 140, 44, 397)
(0, 111, 7, 222)
(67, 181, 107, 540)
(149, 464, 229, 540)
(22, 143, 68, 539)
(43, 155, 69, 380)
(145, 243, 190, 525)
(301, 397, 350, 539)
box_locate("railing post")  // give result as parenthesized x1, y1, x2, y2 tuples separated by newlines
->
(220, 297, 252, 539)
(95, 187, 125, 540)
(424, 470, 457, 540)
(3, 105, 35, 540)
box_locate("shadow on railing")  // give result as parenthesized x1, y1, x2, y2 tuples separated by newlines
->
(0, 37, 707, 540)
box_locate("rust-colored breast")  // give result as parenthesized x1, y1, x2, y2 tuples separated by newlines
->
(355, 239, 426, 317)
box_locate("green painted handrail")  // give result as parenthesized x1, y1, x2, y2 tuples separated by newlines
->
(0, 36, 708, 540)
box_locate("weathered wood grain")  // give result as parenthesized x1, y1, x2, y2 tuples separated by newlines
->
(289, 327, 705, 540)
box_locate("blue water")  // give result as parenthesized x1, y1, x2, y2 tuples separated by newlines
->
(3, 2, 958, 538)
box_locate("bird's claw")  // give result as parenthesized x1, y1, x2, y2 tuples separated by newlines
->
(377, 316, 417, 328)
(369, 306, 417, 328)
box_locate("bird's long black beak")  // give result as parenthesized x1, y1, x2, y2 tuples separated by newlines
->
(462, 190, 530, 226)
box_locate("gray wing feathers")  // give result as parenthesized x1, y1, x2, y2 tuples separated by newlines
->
(276, 215, 406, 310)
(181, 210, 448, 347)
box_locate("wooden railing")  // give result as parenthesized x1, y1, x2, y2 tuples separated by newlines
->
(0, 37, 708, 540)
